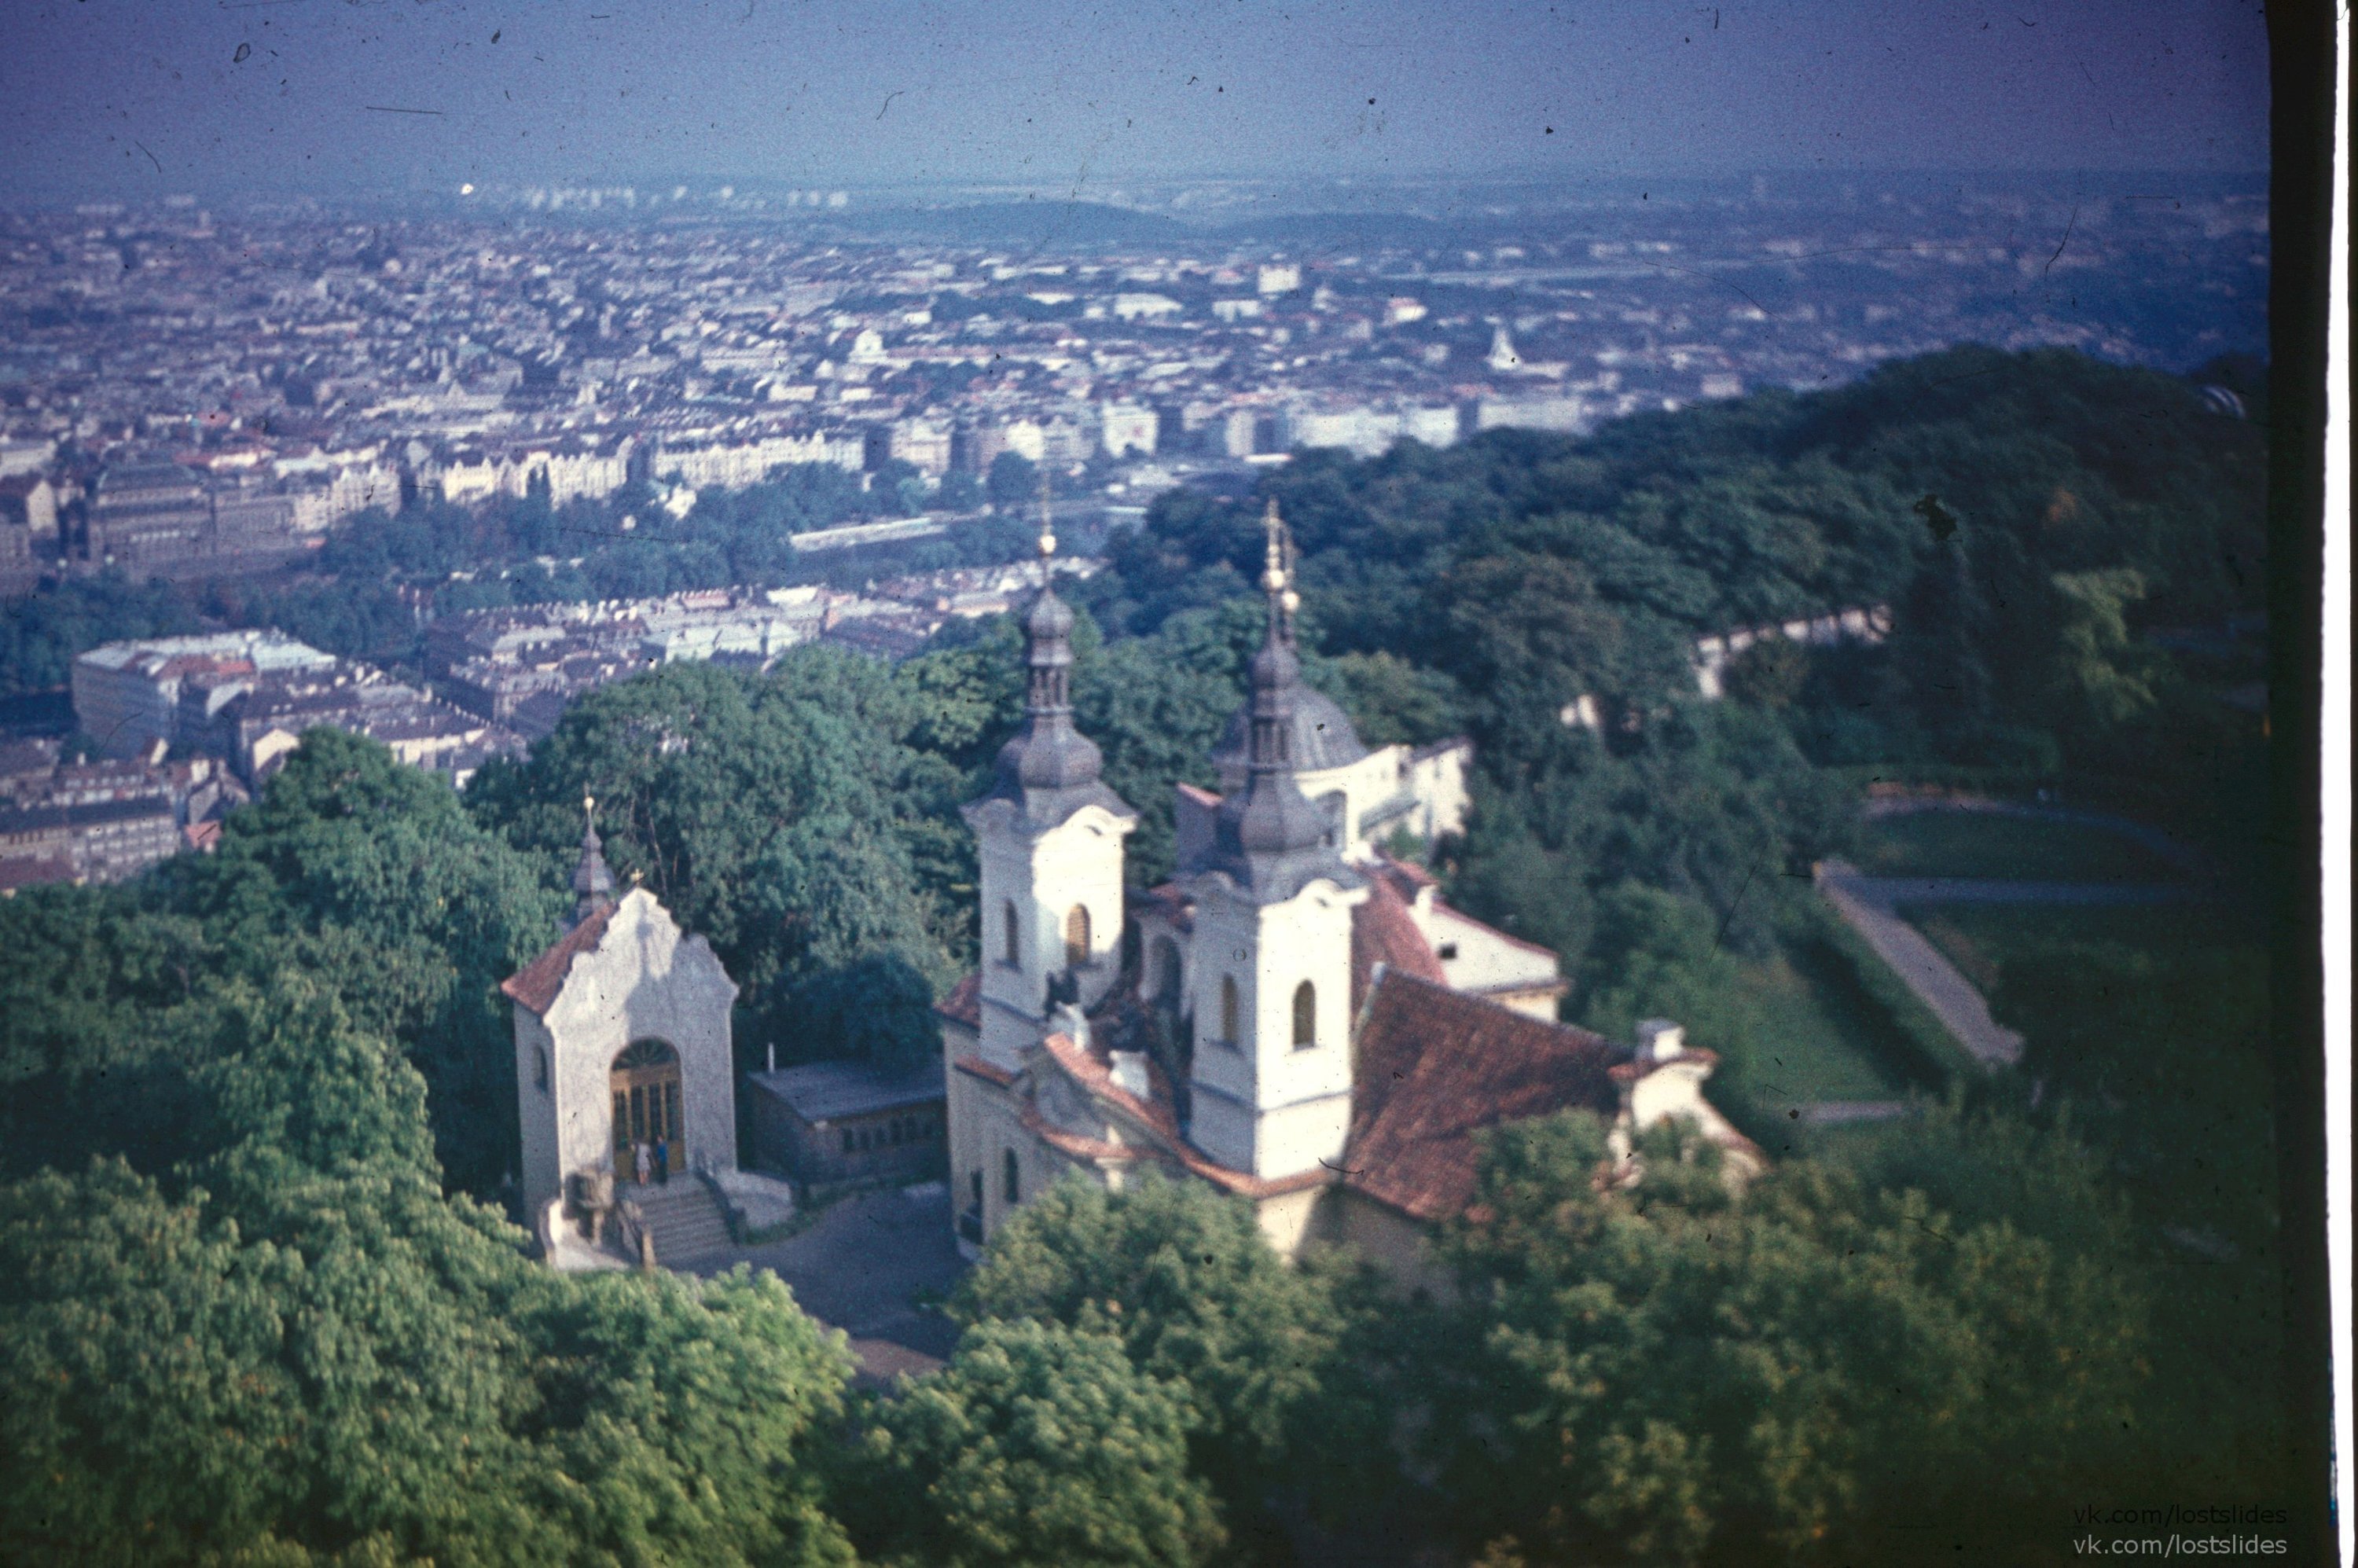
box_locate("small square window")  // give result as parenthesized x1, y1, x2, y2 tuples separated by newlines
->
(1438, 942, 1460, 961)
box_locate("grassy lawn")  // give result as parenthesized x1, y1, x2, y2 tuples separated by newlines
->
(1901, 901, 2252, 1000)
(1721, 948, 1905, 1104)
(1855, 810, 2177, 883)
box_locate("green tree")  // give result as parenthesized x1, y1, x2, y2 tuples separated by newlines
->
(2045, 567, 2165, 730)
(986, 450, 1040, 511)
(1420, 1111, 2150, 1566)
(850, 1318, 1222, 1568)
(168, 727, 567, 1195)
(0, 962, 860, 1566)
(1318, 649, 1466, 746)
(1718, 634, 1811, 710)
(467, 656, 955, 1061)
(951, 1174, 1344, 1501)
(939, 468, 986, 512)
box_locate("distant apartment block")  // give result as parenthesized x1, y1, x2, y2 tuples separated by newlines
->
(71, 631, 515, 788)
(1282, 403, 1460, 458)
(1473, 394, 1592, 437)
(0, 736, 244, 890)
(72, 631, 338, 759)
(83, 461, 307, 578)
(652, 432, 864, 490)
(1256, 263, 1302, 296)
(1099, 402, 1159, 458)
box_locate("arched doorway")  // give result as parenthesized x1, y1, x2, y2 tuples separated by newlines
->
(611, 1037, 683, 1181)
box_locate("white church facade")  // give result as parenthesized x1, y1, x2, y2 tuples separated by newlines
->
(503, 806, 742, 1253)
(940, 502, 1761, 1274)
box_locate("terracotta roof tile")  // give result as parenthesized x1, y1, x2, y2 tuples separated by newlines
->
(1344, 971, 1623, 1222)
(1352, 869, 1445, 1017)
(1137, 882, 1196, 932)
(500, 902, 615, 1016)
(936, 971, 982, 1028)
(954, 1053, 1017, 1088)
(1031, 1030, 1330, 1200)
(1370, 849, 1438, 893)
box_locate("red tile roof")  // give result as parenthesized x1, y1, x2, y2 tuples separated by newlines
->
(936, 971, 982, 1028)
(1370, 850, 1438, 894)
(1175, 782, 1222, 808)
(954, 1053, 1018, 1088)
(1137, 882, 1196, 933)
(1033, 1030, 1328, 1201)
(1351, 868, 1445, 1017)
(1343, 971, 1622, 1222)
(500, 902, 615, 1016)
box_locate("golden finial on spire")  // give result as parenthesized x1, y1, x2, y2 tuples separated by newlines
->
(1036, 465, 1057, 565)
(1261, 498, 1287, 594)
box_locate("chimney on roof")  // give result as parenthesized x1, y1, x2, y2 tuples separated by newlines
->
(1109, 1050, 1149, 1099)
(1636, 1019, 1685, 1064)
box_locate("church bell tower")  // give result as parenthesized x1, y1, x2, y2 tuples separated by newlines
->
(959, 480, 1137, 1070)
(1176, 501, 1368, 1181)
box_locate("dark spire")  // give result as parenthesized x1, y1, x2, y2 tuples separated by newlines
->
(973, 468, 1131, 830)
(1192, 501, 1361, 902)
(572, 792, 615, 924)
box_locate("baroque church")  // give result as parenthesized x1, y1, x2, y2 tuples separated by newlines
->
(494, 500, 1757, 1276)
(939, 501, 1760, 1274)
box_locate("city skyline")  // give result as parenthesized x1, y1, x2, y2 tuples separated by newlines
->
(3, 1, 2271, 203)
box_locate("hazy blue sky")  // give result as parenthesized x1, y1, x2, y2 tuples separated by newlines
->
(1, 1, 2270, 200)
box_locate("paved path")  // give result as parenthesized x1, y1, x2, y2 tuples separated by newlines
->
(689, 1182, 968, 1384)
(1797, 1100, 1915, 1126)
(1816, 861, 2026, 1068)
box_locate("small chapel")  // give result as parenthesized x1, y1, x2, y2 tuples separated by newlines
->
(939, 502, 1761, 1277)
(501, 804, 744, 1257)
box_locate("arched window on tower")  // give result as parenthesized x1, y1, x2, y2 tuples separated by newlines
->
(1064, 905, 1091, 969)
(1219, 975, 1240, 1044)
(1001, 900, 1019, 967)
(1292, 981, 1317, 1048)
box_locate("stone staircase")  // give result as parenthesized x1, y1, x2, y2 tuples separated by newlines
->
(626, 1179, 735, 1266)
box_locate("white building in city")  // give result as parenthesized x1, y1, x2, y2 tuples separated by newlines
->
(1099, 402, 1159, 458)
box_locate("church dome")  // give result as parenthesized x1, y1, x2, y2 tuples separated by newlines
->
(1210, 685, 1368, 775)
(1024, 583, 1076, 641)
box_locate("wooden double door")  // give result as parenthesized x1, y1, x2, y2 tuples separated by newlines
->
(611, 1037, 684, 1181)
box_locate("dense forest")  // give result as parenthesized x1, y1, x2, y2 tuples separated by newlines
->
(0, 347, 2301, 1564)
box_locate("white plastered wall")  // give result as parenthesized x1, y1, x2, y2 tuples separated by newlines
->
(514, 1008, 563, 1220)
(531, 889, 740, 1217)
(1422, 903, 1563, 1017)
(974, 803, 1133, 1068)
(1185, 876, 1366, 1179)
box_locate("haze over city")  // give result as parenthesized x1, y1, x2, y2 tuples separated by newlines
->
(5, 1, 2270, 201)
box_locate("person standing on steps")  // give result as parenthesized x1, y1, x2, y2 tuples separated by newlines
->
(654, 1137, 670, 1186)
(634, 1139, 652, 1188)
